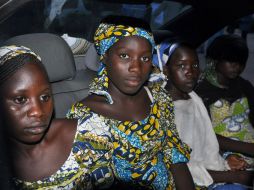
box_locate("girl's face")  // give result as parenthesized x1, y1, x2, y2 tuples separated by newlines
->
(216, 61, 245, 80)
(166, 46, 200, 95)
(0, 62, 53, 144)
(104, 36, 152, 95)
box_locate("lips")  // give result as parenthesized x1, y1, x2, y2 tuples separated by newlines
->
(185, 79, 196, 86)
(229, 72, 239, 78)
(125, 76, 142, 87)
(24, 124, 47, 135)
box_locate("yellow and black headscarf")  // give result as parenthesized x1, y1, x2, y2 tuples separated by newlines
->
(91, 16, 155, 104)
(94, 15, 155, 61)
(0, 45, 41, 85)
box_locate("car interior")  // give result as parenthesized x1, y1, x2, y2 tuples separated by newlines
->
(0, 0, 254, 118)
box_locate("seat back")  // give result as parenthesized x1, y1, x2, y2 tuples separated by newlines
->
(3, 33, 96, 118)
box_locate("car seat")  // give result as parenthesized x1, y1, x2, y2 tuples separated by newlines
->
(3, 33, 97, 118)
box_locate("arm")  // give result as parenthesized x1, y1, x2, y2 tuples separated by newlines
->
(170, 163, 195, 190)
(208, 170, 254, 186)
(216, 134, 254, 157)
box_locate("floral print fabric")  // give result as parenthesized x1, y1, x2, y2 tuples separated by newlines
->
(210, 97, 254, 165)
(13, 120, 113, 190)
(67, 84, 191, 190)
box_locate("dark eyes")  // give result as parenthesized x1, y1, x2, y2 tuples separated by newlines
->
(177, 63, 199, 69)
(141, 56, 150, 62)
(14, 96, 27, 104)
(119, 53, 151, 62)
(120, 54, 129, 59)
(192, 63, 199, 68)
(40, 94, 51, 102)
(13, 94, 51, 104)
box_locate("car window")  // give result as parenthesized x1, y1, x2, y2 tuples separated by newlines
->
(0, 0, 191, 43)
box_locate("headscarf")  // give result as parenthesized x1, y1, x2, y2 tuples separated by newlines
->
(149, 41, 181, 87)
(0, 45, 41, 85)
(94, 23, 155, 61)
(200, 58, 222, 88)
(90, 21, 155, 104)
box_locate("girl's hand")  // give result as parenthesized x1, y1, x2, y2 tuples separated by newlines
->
(226, 154, 249, 171)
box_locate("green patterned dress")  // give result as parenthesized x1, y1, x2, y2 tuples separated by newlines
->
(196, 78, 254, 165)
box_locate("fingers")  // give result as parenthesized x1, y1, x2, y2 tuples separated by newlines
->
(226, 154, 249, 171)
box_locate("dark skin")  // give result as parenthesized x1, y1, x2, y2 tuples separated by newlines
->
(165, 45, 254, 186)
(81, 36, 195, 190)
(164, 46, 200, 100)
(84, 36, 152, 121)
(216, 60, 245, 88)
(215, 60, 254, 165)
(0, 62, 77, 181)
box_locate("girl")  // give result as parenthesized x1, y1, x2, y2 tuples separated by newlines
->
(0, 45, 113, 189)
(151, 39, 254, 189)
(195, 35, 254, 169)
(67, 15, 195, 190)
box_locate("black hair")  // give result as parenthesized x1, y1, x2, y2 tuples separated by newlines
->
(206, 34, 249, 66)
(0, 53, 43, 86)
(100, 15, 152, 32)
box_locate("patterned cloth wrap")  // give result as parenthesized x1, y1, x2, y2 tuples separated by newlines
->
(201, 60, 254, 166)
(14, 120, 114, 190)
(67, 22, 191, 189)
(208, 91, 254, 166)
(149, 41, 180, 87)
(67, 84, 191, 190)
(200, 58, 223, 88)
(92, 22, 155, 104)
(0, 45, 41, 84)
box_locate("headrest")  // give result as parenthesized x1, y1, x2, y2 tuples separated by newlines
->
(83, 44, 100, 71)
(62, 34, 91, 55)
(3, 33, 76, 82)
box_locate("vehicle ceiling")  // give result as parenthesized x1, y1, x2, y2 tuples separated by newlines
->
(161, 0, 254, 46)
(0, 0, 254, 47)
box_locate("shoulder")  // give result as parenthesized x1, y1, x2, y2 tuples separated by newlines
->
(48, 119, 77, 140)
(82, 94, 109, 110)
(238, 77, 254, 104)
(195, 79, 216, 95)
(68, 94, 110, 119)
(147, 84, 175, 121)
(194, 79, 223, 105)
(238, 77, 254, 90)
(148, 83, 173, 102)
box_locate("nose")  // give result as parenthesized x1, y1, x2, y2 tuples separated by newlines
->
(231, 62, 242, 71)
(128, 58, 142, 74)
(27, 99, 44, 118)
(185, 65, 194, 78)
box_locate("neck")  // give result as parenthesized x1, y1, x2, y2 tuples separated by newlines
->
(216, 72, 231, 88)
(166, 84, 190, 101)
(108, 82, 145, 104)
(8, 136, 45, 159)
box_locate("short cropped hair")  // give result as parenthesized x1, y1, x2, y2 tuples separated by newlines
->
(206, 34, 249, 66)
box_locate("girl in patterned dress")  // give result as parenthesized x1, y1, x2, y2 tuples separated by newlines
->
(67, 15, 195, 190)
(195, 35, 254, 170)
(0, 45, 113, 189)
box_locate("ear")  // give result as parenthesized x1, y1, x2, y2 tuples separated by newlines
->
(102, 51, 110, 66)
(163, 65, 170, 78)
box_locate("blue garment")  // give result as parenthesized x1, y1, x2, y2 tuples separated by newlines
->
(209, 183, 251, 190)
